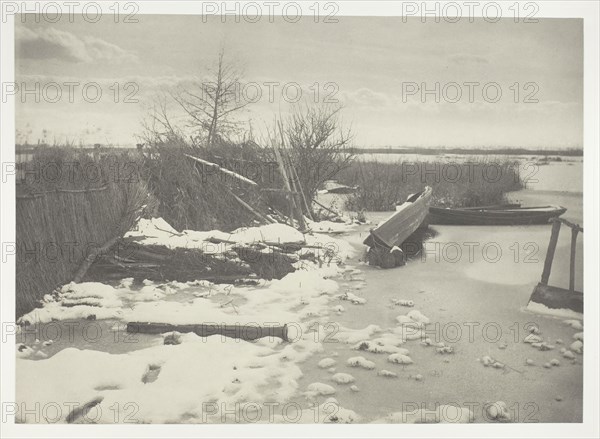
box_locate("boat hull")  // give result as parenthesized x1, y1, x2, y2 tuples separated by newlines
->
(364, 187, 432, 248)
(428, 205, 567, 226)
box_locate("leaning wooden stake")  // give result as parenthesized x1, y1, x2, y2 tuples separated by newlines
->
(313, 198, 341, 219)
(274, 123, 305, 229)
(273, 145, 294, 224)
(569, 227, 579, 292)
(289, 162, 314, 221)
(225, 188, 275, 224)
(540, 219, 561, 286)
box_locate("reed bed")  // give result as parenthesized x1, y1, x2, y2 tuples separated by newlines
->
(337, 158, 523, 211)
(16, 149, 151, 317)
(15, 143, 282, 316)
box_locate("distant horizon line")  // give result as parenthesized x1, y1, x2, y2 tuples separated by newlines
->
(15, 143, 584, 156)
(15, 142, 583, 150)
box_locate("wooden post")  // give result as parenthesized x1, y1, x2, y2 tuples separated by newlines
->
(275, 121, 306, 230)
(290, 163, 314, 221)
(540, 220, 561, 285)
(273, 145, 295, 224)
(569, 227, 579, 292)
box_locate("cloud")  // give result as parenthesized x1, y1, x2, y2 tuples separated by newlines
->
(341, 87, 394, 108)
(16, 26, 136, 63)
(448, 54, 489, 65)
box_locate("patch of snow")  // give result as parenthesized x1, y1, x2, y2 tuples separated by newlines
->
(374, 404, 473, 423)
(337, 291, 366, 305)
(387, 353, 413, 365)
(485, 401, 511, 422)
(353, 340, 408, 355)
(305, 218, 356, 235)
(118, 278, 134, 289)
(391, 298, 414, 307)
(525, 301, 583, 320)
(125, 218, 356, 262)
(336, 325, 382, 344)
(523, 334, 542, 344)
(331, 373, 355, 384)
(346, 356, 375, 370)
(305, 382, 336, 398)
(563, 319, 583, 330)
(392, 325, 424, 341)
(18, 282, 124, 325)
(406, 310, 430, 325)
(377, 370, 397, 378)
(318, 358, 336, 369)
(273, 397, 360, 423)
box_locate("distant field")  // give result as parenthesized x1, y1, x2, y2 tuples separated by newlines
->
(349, 147, 583, 156)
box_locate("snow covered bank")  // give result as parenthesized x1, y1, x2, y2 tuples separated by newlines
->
(125, 217, 355, 257)
(17, 333, 307, 423)
(16, 218, 359, 423)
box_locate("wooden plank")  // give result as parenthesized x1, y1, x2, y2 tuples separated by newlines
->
(540, 220, 561, 285)
(569, 227, 579, 292)
(184, 154, 258, 187)
(127, 322, 289, 342)
(555, 217, 584, 233)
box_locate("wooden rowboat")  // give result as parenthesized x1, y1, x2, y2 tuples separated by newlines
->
(428, 205, 566, 226)
(364, 187, 433, 249)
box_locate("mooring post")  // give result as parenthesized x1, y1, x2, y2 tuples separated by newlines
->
(569, 227, 579, 292)
(540, 220, 561, 285)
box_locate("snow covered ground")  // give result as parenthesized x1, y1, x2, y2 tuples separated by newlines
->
(16, 219, 364, 424)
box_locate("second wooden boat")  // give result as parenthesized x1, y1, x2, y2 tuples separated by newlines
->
(428, 205, 567, 225)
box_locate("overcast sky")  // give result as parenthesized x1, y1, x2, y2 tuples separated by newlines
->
(16, 15, 582, 148)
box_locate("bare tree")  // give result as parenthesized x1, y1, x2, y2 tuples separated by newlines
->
(173, 49, 248, 148)
(139, 93, 183, 146)
(280, 103, 354, 211)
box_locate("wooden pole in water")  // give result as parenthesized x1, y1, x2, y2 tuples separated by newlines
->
(569, 227, 579, 292)
(540, 220, 561, 285)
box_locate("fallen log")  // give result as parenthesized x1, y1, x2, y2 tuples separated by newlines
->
(127, 322, 289, 342)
